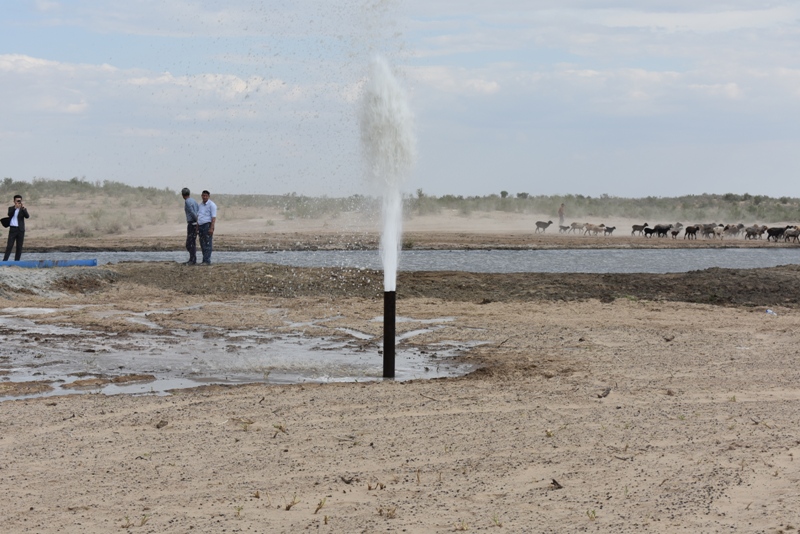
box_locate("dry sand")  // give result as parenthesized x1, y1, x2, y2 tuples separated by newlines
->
(1, 211, 799, 533)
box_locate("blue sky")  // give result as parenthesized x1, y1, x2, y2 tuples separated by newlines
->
(2, 0, 800, 198)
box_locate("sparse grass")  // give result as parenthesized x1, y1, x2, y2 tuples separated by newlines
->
(314, 498, 326, 514)
(273, 422, 287, 438)
(455, 519, 469, 530)
(377, 506, 397, 519)
(232, 417, 255, 431)
(284, 493, 300, 511)
(587, 509, 597, 521)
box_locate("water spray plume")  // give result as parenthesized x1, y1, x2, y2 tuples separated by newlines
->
(359, 55, 416, 292)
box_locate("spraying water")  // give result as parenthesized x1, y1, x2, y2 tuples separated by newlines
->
(359, 55, 416, 291)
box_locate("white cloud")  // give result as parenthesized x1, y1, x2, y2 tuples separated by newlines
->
(407, 66, 500, 95)
(35, 0, 61, 13)
(689, 82, 743, 100)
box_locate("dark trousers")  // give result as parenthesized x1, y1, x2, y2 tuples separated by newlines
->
(198, 223, 213, 264)
(186, 223, 197, 263)
(3, 227, 24, 261)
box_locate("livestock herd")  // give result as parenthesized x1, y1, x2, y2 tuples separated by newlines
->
(534, 221, 800, 241)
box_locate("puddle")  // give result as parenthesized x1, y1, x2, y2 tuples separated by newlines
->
(0, 313, 478, 402)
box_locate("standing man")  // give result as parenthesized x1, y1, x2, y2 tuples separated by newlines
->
(182, 188, 199, 265)
(197, 190, 217, 265)
(558, 203, 566, 226)
(3, 195, 29, 261)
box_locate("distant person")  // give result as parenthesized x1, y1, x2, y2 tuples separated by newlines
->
(558, 203, 565, 226)
(197, 190, 217, 265)
(3, 194, 29, 262)
(182, 188, 199, 265)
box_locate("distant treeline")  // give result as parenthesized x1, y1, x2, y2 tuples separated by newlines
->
(4, 177, 799, 223)
(0, 177, 176, 205)
(410, 190, 800, 223)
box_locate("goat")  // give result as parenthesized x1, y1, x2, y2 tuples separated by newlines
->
(569, 222, 584, 234)
(603, 226, 616, 236)
(558, 225, 571, 233)
(683, 225, 699, 239)
(631, 223, 649, 236)
(535, 220, 553, 233)
(670, 228, 681, 239)
(643, 227, 656, 238)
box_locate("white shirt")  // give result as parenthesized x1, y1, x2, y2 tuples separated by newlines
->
(198, 199, 217, 225)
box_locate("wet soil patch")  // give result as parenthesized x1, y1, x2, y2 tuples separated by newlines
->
(111, 262, 800, 308)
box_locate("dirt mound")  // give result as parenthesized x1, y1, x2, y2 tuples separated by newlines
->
(0, 267, 116, 297)
(109, 262, 800, 309)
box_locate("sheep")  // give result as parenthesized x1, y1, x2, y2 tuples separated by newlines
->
(569, 222, 584, 234)
(535, 220, 553, 233)
(643, 227, 656, 238)
(767, 226, 792, 241)
(784, 226, 800, 242)
(670, 222, 684, 238)
(603, 226, 616, 236)
(700, 223, 720, 239)
(583, 223, 606, 236)
(683, 225, 699, 239)
(723, 223, 744, 238)
(744, 225, 768, 239)
(653, 224, 673, 238)
(631, 223, 649, 236)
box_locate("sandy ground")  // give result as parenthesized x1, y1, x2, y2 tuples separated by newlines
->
(26, 208, 798, 251)
(1, 213, 800, 532)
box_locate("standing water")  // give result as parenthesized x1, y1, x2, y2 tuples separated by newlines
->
(359, 55, 417, 291)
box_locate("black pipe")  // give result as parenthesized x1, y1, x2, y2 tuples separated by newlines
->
(383, 290, 396, 378)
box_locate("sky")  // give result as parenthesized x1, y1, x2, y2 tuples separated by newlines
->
(2, 0, 800, 198)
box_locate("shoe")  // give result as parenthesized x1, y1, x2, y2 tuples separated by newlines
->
(182, 261, 196, 265)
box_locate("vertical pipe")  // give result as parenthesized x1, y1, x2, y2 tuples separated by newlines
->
(383, 291, 396, 378)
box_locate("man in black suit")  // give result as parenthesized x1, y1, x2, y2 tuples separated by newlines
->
(4, 195, 30, 261)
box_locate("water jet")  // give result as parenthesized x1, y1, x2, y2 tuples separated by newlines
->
(359, 55, 416, 378)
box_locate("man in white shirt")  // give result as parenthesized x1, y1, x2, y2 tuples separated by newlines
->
(197, 190, 217, 265)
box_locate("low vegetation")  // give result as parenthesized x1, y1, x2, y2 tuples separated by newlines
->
(3, 177, 800, 239)
(409, 189, 800, 224)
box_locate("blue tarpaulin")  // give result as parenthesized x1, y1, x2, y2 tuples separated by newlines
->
(0, 259, 97, 268)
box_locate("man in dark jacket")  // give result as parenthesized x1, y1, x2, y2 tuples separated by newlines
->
(3, 195, 29, 261)
(182, 188, 199, 265)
